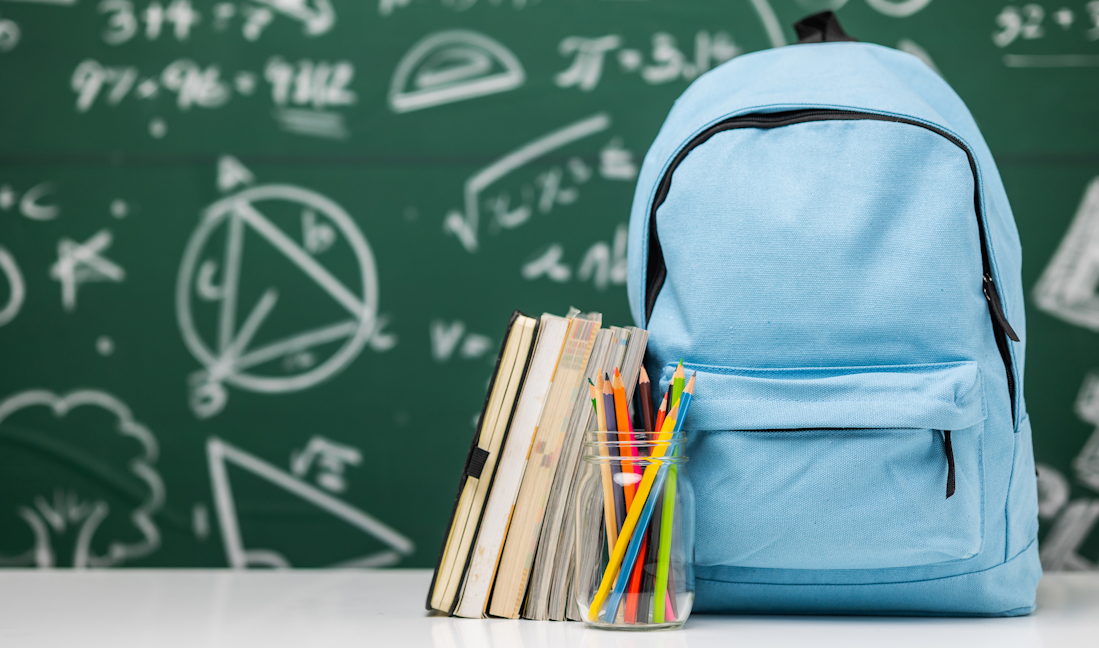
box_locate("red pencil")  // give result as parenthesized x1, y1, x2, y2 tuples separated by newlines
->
(654, 390, 668, 433)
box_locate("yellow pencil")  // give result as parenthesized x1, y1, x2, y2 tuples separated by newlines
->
(591, 376, 618, 551)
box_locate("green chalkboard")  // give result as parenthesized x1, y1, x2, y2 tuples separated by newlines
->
(0, 0, 1097, 571)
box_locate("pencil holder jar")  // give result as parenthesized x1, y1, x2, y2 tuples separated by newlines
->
(574, 431, 694, 630)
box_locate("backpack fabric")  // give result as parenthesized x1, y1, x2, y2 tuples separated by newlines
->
(626, 29, 1040, 616)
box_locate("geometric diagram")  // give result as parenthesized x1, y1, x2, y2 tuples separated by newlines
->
(1034, 177, 1099, 331)
(0, 389, 164, 568)
(49, 229, 125, 312)
(1040, 498, 1099, 571)
(176, 180, 379, 419)
(252, 0, 336, 36)
(289, 435, 362, 493)
(1073, 370, 1099, 492)
(207, 436, 414, 568)
(388, 29, 525, 114)
(0, 244, 24, 326)
(443, 112, 611, 253)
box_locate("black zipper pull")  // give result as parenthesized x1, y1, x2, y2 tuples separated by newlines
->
(983, 274, 1020, 342)
(944, 430, 955, 499)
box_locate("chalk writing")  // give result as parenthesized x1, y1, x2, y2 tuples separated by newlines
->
(0, 182, 58, 220)
(0, 245, 24, 327)
(995, 2, 1099, 65)
(207, 436, 413, 568)
(178, 160, 382, 418)
(430, 320, 493, 362)
(389, 30, 524, 113)
(444, 113, 615, 253)
(290, 435, 362, 493)
(72, 57, 356, 138)
(556, 31, 740, 93)
(49, 229, 126, 312)
(521, 225, 627, 290)
(0, 390, 163, 568)
(97, 0, 334, 44)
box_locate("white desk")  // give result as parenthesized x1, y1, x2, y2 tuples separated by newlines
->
(0, 570, 1096, 648)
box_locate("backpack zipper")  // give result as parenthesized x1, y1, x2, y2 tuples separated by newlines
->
(644, 109, 1018, 423)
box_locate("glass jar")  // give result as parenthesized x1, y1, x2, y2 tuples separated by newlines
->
(574, 430, 694, 630)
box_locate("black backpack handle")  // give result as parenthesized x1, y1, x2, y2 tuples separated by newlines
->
(794, 10, 858, 44)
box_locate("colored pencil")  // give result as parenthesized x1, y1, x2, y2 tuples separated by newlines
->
(639, 367, 655, 436)
(612, 368, 638, 507)
(591, 377, 618, 552)
(671, 361, 685, 409)
(654, 390, 668, 434)
(625, 534, 647, 622)
(603, 374, 627, 536)
(637, 505, 658, 623)
(653, 373, 694, 623)
(636, 366, 657, 622)
(598, 399, 686, 623)
(588, 395, 682, 623)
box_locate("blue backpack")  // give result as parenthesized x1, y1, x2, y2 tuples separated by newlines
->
(627, 13, 1040, 616)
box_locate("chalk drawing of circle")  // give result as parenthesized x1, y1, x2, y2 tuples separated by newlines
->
(865, 0, 933, 18)
(795, 0, 850, 10)
(388, 29, 525, 114)
(176, 185, 378, 395)
(0, 246, 25, 327)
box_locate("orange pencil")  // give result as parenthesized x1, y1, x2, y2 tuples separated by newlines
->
(612, 369, 638, 505)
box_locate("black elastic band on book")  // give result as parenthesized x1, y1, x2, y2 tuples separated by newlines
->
(465, 447, 490, 480)
(944, 430, 955, 499)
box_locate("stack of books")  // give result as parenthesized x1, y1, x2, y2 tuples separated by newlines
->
(426, 309, 648, 620)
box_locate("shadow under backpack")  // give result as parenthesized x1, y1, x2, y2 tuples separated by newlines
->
(627, 13, 1040, 616)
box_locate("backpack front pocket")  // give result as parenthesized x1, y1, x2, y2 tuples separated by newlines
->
(668, 361, 986, 571)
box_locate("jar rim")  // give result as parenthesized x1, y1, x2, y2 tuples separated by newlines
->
(581, 430, 688, 464)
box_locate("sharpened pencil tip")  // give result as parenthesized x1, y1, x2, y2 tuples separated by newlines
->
(639, 366, 649, 383)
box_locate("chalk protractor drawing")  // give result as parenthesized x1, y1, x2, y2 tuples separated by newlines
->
(389, 29, 525, 113)
(207, 437, 413, 568)
(177, 184, 378, 418)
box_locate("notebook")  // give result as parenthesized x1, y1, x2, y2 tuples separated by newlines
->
(451, 312, 572, 618)
(487, 314, 602, 619)
(426, 311, 538, 614)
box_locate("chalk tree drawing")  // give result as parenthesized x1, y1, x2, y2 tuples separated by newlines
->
(444, 113, 612, 253)
(0, 245, 24, 327)
(177, 159, 382, 418)
(207, 436, 413, 568)
(289, 435, 361, 493)
(388, 30, 524, 114)
(49, 229, 126, 312)
(1034, 177, 1099, 330)
(0, 390, 164, 568)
